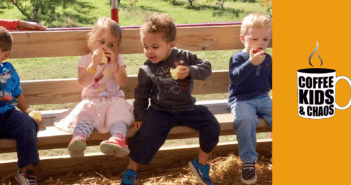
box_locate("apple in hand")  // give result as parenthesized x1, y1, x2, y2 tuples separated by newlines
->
(170, 66, 181, 80)
(29, 110, 42, 123)
(253, 48, 265, 55)
(100, 52, 108, 64)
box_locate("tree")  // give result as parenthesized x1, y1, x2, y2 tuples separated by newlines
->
(259, 0, 272, 16)
(206, 0, 226, 9)
(4, 0, 76, 23)
(216, 0, 225, 9)
(188, 0, 196, 6)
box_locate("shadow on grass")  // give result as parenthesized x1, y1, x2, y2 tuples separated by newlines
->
(161, 0, 244, 18)
(227, 0, 257, 2)
(0, 4, 8, 15)
(74, 1, 97, 14)
(137, 5, 166, 13)
(42, 0, 97, 27)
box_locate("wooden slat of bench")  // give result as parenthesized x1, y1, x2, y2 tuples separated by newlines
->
(0, 113, 271, 153)
(9, 25, 252, 59)
(0, 140, 272, 177)
(22, 70, 230, 105)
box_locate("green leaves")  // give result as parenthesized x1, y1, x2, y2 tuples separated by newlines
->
(5, 0, 76, 22)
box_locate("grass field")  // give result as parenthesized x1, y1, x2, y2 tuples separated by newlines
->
(1, 0, 267, 27)
(0, 0, 272, 159)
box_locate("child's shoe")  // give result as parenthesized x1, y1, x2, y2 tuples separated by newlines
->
(15, 170, 37, 185)
(120, 169, 136, 185)
(67, 136, 86, 157)
(188, 158, 212, 185)
(100, 137, 130, 157)
(241, 162, 257, 184)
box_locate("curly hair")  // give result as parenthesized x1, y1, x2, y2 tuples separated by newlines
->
(140, 13, 176, 43)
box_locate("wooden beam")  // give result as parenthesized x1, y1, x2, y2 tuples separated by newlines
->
(0, 113, 271, 153)
(21, 70, 230, 105)
(9, 25, 272, 59)
(0, 140, 272, 178)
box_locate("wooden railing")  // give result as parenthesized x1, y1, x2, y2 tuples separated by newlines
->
(0, 24, 272, 177)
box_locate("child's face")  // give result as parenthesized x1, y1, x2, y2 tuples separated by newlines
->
(240, 27, 271, 53)
(0, 48, 10, 63)
(92, 29, 119, 54)
(141, 32, 175, 64)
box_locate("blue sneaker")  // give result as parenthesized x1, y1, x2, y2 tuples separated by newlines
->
(120, 169, 136, 185)
(188, 158, 212, 185)
(241, 162, 257, 184)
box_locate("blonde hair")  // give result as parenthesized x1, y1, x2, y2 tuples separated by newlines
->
(140, 13, 176, 43)
(241, 13, 272, 36)
(0, 26, 13, 52)
(87, 17, 122, 51)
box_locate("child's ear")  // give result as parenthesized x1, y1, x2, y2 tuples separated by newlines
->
(240, 34, 245, 43)
(1, 51, 10, 61)
(170, 41, 175, 48)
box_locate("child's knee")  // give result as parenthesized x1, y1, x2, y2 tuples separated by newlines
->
(234, 116, 259, 129)
(211, 121, 220, 136)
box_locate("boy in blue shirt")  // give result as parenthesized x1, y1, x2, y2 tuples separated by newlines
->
(0, 26, 42, 185)
(228, 13, 272, 184)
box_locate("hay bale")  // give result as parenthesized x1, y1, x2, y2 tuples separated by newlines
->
(0, 153, 272, 185)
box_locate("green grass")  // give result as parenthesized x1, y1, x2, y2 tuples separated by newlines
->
(10, 49, 270, 79)
(0, 0, 271, 159)
(1, 0, 267, 27)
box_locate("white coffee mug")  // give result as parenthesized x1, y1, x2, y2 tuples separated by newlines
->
(297, 68, 351, 119)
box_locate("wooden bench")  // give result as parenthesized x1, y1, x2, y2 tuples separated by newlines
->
(0, 24, 272, 177)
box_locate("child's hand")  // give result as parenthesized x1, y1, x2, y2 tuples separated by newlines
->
(29, 110, 43, 123)
(92, 47, 105, 67)
(178, 66, 190, 79)
(134, 121, 142, 129)
(249, 48, 266, 66)
(18, 20, 47, 31)
(104, 48, 119, 72)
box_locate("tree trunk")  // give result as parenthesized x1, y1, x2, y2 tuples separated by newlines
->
(6, 0, 37, 22)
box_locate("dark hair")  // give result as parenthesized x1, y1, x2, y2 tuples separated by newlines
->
(140, 13, 176, 43)
(0, 26, 13, 51)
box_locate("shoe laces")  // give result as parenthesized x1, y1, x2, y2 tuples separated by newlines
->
(243, 162, 255, 170)
(196, 163, 210, 178)
(108, 137, 122, 142)
(122, 170, 136, 183)
(71, 136, 86, 143)
(25, 171, 37, 185)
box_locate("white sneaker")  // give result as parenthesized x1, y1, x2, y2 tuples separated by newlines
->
(15, 170, 37, 185)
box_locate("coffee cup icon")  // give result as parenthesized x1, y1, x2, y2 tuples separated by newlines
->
(297, 68, 351, 119)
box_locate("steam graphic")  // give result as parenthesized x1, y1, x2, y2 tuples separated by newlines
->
(309, 41, 323, 67)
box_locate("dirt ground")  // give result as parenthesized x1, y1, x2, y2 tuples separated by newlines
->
(0, 154, 272, 185)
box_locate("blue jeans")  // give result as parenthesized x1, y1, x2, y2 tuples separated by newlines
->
(0, 108, 40, 168)
(230, 94, 272, 163)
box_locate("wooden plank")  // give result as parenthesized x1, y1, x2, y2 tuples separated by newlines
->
(0, 140, 272, 177)
(21, 70, 230, 105)
(9, 25, 272, 59)
(0, 113, 271, 153)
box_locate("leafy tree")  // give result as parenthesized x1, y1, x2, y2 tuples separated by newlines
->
(259, 0, 272, 16)
(188, 0, 196, 6)
(206, 0, 226, 9)
(4, 0, 76, 23)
